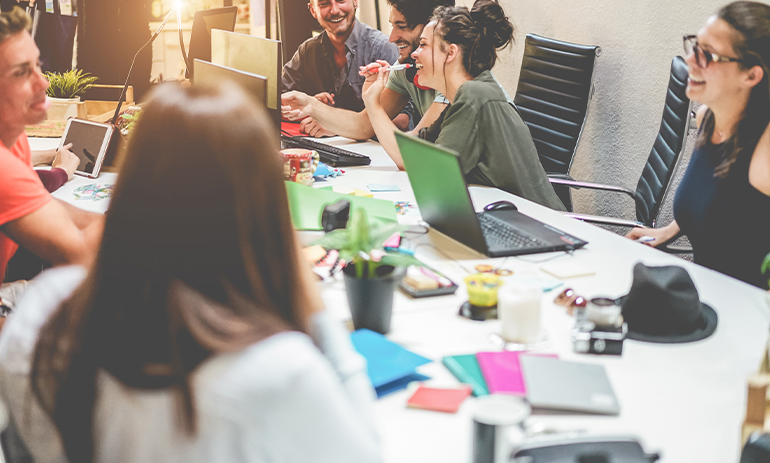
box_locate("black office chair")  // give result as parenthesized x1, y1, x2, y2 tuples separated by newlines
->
(741, 432, 770, 463)
(549, 56, 692, 246)
(514, 34, 601, 211)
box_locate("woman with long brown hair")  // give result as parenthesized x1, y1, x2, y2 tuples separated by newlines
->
(627, 1, 770, 290)
(0, 83, 380, 462)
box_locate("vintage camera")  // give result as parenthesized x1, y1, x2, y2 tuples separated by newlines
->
(572, 321, 626, 356)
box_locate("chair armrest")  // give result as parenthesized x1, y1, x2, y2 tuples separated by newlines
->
(546, 173, 576, 181)
(548, 177, 636, 200)
(659, 244, 693, 254)
(564, 212, 645, 229)
(656, 230, 693, 254)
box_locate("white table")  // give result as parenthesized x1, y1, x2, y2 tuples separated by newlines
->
(28, 137, 117, 214)
(309, 137, 770, 463)
(42, 134, 770, 462)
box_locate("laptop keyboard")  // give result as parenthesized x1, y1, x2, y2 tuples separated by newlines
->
(478, 213, 548, 250)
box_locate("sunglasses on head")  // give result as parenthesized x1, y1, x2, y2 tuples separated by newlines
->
(683, 35, 744, 68)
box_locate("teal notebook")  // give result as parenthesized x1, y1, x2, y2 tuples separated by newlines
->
(442, 354, 489, 397)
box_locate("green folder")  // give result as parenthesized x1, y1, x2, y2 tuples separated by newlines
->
(285, 181, 397, 230)
(442, 354, 489, 397)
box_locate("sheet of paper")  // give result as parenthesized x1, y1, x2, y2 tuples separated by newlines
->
(540, 262, 596, 279)
(60, 0, 73, 15)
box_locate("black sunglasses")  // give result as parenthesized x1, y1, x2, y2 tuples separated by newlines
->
(683, 35, 744, 68)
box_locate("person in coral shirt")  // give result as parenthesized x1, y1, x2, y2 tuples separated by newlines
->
(0, 7, 103, 304)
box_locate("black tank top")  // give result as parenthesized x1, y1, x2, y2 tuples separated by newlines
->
(673, 140, 770, 289)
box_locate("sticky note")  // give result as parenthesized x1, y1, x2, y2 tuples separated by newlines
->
(407, 385, 472, 413)
(367, 183, 401, 192)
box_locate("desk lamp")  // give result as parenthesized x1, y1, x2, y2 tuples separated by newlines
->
(111, 0, 187, 125)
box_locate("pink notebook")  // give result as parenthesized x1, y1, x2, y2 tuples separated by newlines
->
(476, 351, 557, 396)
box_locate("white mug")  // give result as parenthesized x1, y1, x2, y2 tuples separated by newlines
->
(498, 283, 542, 345)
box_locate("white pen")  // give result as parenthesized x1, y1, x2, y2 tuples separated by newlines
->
(381, 63, 422, 72)
(635, 236, 655, 243)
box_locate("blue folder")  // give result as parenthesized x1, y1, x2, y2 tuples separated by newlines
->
(350, 329, 431, 398)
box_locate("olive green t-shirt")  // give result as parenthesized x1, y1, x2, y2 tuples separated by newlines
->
(386, 69, 447, 119)
(420, 71, 564, 211)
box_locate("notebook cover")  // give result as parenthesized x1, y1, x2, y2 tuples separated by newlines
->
(520, 356, 620, 415)
(350, 329, 431, 398)
(442, 354, 489, 397)
(407, 385, 472, 413)
(285, 181, 397, 230)
(281, 121, 304, 137)
(476, 351, 557, 396)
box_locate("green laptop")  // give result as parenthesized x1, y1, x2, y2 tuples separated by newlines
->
(394, 131, 587, 257)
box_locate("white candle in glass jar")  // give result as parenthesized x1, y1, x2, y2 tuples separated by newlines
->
(498, 284, 542, 344)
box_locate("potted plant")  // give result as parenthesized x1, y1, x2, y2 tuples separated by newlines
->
(313, 208, 420, 334)
(763, 252, 770, 290)
(44, 69, 99, 121)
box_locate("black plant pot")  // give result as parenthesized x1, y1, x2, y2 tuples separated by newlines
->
(343, 264, 398, 334)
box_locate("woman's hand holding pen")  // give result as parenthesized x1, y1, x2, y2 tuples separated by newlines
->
(625, 223, 680, 247)
(359, 60, 391, 81)
(360, 60, 391, 95)
(362, 63, 389, 111)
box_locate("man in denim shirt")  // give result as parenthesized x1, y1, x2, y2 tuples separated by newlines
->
(282, 0, 409, 137)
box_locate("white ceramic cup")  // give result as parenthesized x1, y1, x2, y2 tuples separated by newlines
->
(498, 283, 542, 344)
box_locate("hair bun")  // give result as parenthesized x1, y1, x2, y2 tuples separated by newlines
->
(470, 0, 514, 49)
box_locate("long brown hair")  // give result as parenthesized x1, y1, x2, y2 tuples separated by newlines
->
(699, 1, 770, 177)
(30, 83, 318, 463)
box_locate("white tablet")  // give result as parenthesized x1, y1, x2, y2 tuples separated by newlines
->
(58, 118, 114, 179)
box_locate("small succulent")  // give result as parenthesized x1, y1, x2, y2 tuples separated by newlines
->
(44, 69, 99, 99)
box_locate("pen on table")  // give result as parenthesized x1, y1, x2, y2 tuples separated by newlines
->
(635, 236, 655, 243)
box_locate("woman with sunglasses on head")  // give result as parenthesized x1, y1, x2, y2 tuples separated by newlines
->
(627, 1, 770, 290)
(0, 83, 380, 463)
(363, 0, 564, 210)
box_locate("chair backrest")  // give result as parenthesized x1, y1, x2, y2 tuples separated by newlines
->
(633, 55, 691, 228)
(514, 34, 600, 176)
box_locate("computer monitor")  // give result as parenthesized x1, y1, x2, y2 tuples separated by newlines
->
(193, 60, 267, 108)
(185, 6, 238, 79)
(276, 0, 319, 65)
(211, 29, 282, 130)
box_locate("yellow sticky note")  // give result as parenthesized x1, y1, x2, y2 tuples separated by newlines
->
(351, 189, 373, 198)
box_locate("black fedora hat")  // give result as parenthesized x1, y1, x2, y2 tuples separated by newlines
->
(618, 263, 718, 343)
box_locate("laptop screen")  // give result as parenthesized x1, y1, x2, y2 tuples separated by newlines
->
(395, 131, 489, 254)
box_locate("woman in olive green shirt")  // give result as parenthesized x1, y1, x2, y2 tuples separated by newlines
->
(364, 0, 564, 210)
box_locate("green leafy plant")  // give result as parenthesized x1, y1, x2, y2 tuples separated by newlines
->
(313, 208, 421, 279)
(44, 69, 99, 99)
(762, 252, 770, 289)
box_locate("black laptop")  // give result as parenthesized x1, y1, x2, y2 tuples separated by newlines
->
(395, 132, 587, 257)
